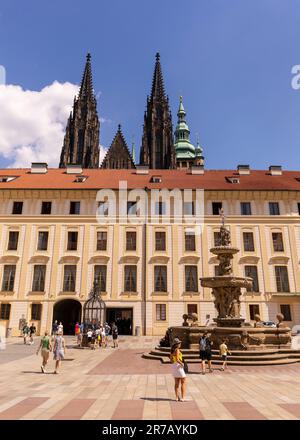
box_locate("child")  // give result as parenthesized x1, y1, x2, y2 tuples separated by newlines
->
(219, 339, 231, 371)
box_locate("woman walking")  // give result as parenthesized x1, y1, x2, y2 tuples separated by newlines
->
(111, 322, 119, 348)
(53, 330, 66, 374)
(199, 331, 213, 374)
(36, 330, 52, 373)
(170, 337, 187, 402)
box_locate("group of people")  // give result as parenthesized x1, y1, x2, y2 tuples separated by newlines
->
(170, 332, 231, 401)
(22, 322, 36, 345)
(76, 322, 119, 349)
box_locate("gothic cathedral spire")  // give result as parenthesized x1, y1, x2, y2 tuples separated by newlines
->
(59, 53, 100, 168)
(140, 53, 176, 169)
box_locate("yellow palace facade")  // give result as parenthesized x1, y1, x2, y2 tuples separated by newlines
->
(0, 164, 300, 336)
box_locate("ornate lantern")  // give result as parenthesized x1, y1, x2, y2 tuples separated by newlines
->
(82, 280, 106, 330)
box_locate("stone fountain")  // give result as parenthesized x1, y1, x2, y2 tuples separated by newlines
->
(144, 213, 300, 365)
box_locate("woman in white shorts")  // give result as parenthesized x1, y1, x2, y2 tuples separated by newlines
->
(170, 337, 187, 401)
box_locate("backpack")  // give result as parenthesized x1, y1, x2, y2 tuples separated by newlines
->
(199, 337, 207, 351)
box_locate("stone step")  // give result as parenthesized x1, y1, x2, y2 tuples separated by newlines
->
(150, 349, 300, 360)
(143, 352, 300, 366)
(156, 346, 300, 356)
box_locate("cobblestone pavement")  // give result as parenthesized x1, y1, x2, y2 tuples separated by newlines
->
(0, 336, 300, 420)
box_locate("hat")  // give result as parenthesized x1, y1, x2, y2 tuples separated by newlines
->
(173, 337, 181, 345)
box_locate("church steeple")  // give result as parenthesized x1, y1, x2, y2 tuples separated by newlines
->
(59, 53, 100, 168)
(139, 53, 176, 169)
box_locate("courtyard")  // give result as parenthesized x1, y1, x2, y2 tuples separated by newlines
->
(0, 336, 300, 420)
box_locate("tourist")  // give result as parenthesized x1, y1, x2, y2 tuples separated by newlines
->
(95, 326, 101, 347)
(52, 320, 58, 336)
(91, 329, 97, 350)
(220, 339, 231, 371)
(22, 322, 30, 345)
(53, 330, 66, 374)
(29, 322, 36, 345)
(105, 322, 111, 345)
(58, 321, 63, 334)
(101, 325, 106, 348)
(170, 337, 187, 402)
(87, 328, 93, 347)
(75, 322, 81, 345)
(199, 331, 213, 374)
(111, 322, 119, 348)
(36, 330, 52, 373)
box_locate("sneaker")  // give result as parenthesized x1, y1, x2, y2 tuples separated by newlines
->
(54, 370, 58, 374)
(221, 367, 224, 371)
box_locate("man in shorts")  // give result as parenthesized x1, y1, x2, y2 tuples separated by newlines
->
(199, 331, 213, 374)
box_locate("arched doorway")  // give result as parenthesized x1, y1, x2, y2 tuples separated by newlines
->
(53, 299, 82, 335)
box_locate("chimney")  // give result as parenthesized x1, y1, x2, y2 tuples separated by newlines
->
(66, 164, 83, 174)
(269, 165, 282, 176)
(189, 165, 204, 175)
(31, 163, 48, 174)
(237, 164, 250, 175)
(135, 165, 149, 175)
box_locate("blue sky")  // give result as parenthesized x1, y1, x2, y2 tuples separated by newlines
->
(1, 0, 300, 169)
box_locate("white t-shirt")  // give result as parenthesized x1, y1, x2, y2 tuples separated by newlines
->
(58, 324, 63, 332)
(87, 330, 93, 338)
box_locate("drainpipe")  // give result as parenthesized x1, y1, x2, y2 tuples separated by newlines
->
(142, 187, 148, 336)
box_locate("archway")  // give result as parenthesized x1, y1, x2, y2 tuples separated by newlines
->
(53, 299, 82, 335)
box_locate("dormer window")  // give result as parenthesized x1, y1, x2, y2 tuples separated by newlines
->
(74, 175, 88, 183)
(0, 176, 18, 183)
(151, 176, 162, 183)
(226, 177, 240, 184)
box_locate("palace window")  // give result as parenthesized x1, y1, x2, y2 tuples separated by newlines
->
(7, 231, 19, 251)
(1, 265, 16, 291)
(32, 265, 46, 292)
(67, 231, 78, 251)
(154, 266, 167, 292)
(241, 202, 252, 215)
(245, 265, 259, 292)
(96, 231, 107, 251)
(243, 232, 255, 252)
(187, 304, 198, 315)
(12, 201, 23, 215)
(214, 231, 221, 247)
(212, 202, 222, 215)
(280, 304, 292, 321)
(127, 201, 137, 215)
(269, 202, 280, 215)
(126, 231, 136, 251)
(272, 232, 284, 252)
(94, 265, 107, 292)
(185, 232, 196, 251)
(0, 303, 11, 320)
(249, 304, 260, 320)
(70, 201, 80, 215)
(185, 266, 198, 292)
(183, 202, 195, 216)
(155, 201, 166, 216)
(275, 266, 290, 292)
(63, 265, 76, 292)
(37, 231, 49, 251)
(155, 232, 166, 251)
(98, 201, 109, 216)
(41, 201, 52, 215)
(156, 304, 166, 321)
(31, 303, 42, 320)
(124, 265, 137, 292)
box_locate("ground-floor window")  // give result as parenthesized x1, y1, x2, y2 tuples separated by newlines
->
(156, 304, 166, 321)
(280, 304, 292, 321)
(0, 303, 11, 320)
(249, 304, 260, 320)
(31, 303, 42, 321)
(187, 304, 198, 315)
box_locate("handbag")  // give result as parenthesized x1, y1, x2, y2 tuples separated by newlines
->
(182, 358, 189, 374)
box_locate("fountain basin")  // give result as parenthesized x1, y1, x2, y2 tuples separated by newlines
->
(201, 276, 253, 289)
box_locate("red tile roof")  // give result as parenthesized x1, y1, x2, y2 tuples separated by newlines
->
(0, 168, 299, 191)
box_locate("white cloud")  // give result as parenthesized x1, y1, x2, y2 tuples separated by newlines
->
(0, 81, 108, 168)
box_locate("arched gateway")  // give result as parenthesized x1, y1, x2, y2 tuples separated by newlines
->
(53, 299, 82, 335)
